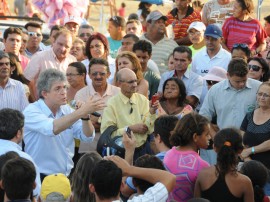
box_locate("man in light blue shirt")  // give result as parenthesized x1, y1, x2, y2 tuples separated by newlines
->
(23, 69, 105, 180)
(0, 108, 41, 196)
(199, 59, 261, 164)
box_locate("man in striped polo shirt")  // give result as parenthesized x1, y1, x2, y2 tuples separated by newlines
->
(166, 0, 201, 46)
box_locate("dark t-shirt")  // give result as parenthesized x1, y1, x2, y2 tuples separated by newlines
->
(241, 111, 270, 169)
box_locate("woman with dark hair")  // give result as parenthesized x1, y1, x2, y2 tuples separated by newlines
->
(241, 160, 270, 202)
(82, 32, 115, 84)
(157, 77, 192, 119)
(66, 62, 87, 102)
(71, 152, 102, 202)
(248, 57, 269, 82)
(222, 0, 267, 56)
(240, 81, 270, 195)
(195, 128, 254, 202)
(8, 52, 30, 99)
(164, 112, 210, 202)
(231, 43, 251, 62)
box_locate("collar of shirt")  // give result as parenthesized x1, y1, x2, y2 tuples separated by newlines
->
(89, 83, 114, 97)
(1, 78, 16, 89)
(170, 5, 194, 18)
(223, 79, 252, 90)
(173, 68, 190, 79)
(25, 46, 42, 56)
(119, 92, 137, 105)
(0, 139, 22, 151)
(37, 99, 67, 118)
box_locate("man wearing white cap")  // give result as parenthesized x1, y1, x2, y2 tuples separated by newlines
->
(141, 10, 178, 74)
(64, 15, 81, 36)
(187, 21, 206, 58)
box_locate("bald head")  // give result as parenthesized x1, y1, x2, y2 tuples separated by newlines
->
(116, 68, 137, 98)
(116, 68, 136, 82)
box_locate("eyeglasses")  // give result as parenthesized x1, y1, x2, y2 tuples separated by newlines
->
(248, 64, 261, 72)
(0, 62, 10, 66)
(233, 43, 248, 48)
(120, 79, 138, 84)
(91, 72, 107, 76)
(79, 33, 91, 37)
(28, 32, 42, 37)
(257, 92, 270, 98)
(206, 80, 218, 85)
(66, 73, 82, 77)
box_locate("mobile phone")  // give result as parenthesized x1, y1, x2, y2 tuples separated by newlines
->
(125, 127, 132, 138)
(151, 94, 159, 105)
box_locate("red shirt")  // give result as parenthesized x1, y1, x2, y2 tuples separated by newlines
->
(166, 6, 201, 40)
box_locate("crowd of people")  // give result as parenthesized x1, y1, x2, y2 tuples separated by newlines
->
(0, 0, 270, 201)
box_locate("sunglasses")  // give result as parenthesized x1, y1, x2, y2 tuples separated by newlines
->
(111, 16, 120, 26)
(233, 43, 248, 48)
(206, 80, 218, 85)
(248, 64, 261, 72)
(28, 32, 42, 37)
(79, 33, 91, 37)
(0, 62, 10, 66)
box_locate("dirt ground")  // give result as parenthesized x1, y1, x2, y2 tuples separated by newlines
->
(7, 0, 270, 34)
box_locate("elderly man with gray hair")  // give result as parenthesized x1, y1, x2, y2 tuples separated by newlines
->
(23, 68, 105, 182)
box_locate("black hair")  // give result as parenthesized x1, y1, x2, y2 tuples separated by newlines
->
(154, 116, 178, 149)
(68, 62, 87, 85)
(89, 58, 110, 73)
(133, 40, 152, 55)
(240, 160, 269, 202)
(160, 77, 188, 107)
(90, 160, 122, 200)
(264, 15, 270, 24)
(50, 25, 64, 36)
(248, 57, 270, 82)
(123, 34, 139, 43)
(0, 108, 24, 140)
(1, 157, 36, 200)
(24, 21, 42, 30)
(214, 128, 244, 177)
(227, 59, 248, 77)
(0, 152, 20, 202)
(3, 27, 23, 40)
(79, 24, 94, 32)
(128, 13, 139, 21)
(173, 46, 192, 60)
(72, 152, 102, 202)
(133, 155, 165, 193)
(170, 112, 209, 146)
(109, 16, 126, 29)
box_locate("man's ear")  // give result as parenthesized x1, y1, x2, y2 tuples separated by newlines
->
(119, 181, 125, 192)
(33, 181, 36, 189)
(193, 133, 198, 143)
(89, 184, 95, 193)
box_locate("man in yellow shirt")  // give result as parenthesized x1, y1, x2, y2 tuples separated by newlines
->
(101, 68, 157, 160)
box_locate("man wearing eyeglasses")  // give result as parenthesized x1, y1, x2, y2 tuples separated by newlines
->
(101, 68, 158, 160)
(24, 22, 46, 58)
(3, 27, 29, 70)
(78, 24, 94, 43)
(74, 58, 120, 152)
(0, 51, 28, 111)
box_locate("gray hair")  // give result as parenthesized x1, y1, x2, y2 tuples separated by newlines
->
(0, 50, 10, 60)
(42, 192, 70, 202)
(37, 69, 66, 99)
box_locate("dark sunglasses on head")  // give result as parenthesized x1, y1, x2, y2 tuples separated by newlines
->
(206, 80, 218, 85)
(111, 16, 120, 26)
(28, 32, 42, 37)
(233, 43, 248, 49)
(248, 64, 261, 72)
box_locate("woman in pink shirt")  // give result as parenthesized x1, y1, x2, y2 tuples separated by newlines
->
(163, 112, 210, 202)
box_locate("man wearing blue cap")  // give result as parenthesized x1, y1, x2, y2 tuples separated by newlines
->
(191, 24, 231, 76)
